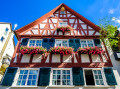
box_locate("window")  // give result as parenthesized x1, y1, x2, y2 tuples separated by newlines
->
(0, 36, 5, 42)
(55, 40, 68, 47)
(84, 69, 104, 86)
(60, 11, 65, 14)
(81, 40, 94, 48)
(59, 22, 67, 27)
(16, 69, 39, 86)
(51, 69, 72, 86)
(4, 28, 9, 35)
(29, 39, 42, 46)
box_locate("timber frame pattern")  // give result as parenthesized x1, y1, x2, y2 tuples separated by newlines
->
(10, 3, 113, 68)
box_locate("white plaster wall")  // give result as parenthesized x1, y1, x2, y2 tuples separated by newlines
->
(81, 54, 90, 63)
(0, 23, 11, 52)
(21, 54, 30, 63)
(32, 54, 42, 63)
(91, 54, 101, 62)
(63, 55, 72, 63)
(52, 54, 60, 63)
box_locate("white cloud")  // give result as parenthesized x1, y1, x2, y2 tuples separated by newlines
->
(108, 9, 114, 14)
(112, 17, 120, 24)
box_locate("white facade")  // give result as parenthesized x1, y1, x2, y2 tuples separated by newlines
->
(0, 22, 15, 67)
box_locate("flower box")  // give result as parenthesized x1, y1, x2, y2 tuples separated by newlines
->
(20, 46, 47, 55)
(56, 26, 71, 33)
(49, 46, 73, 56)
(77, 46, 104, 55)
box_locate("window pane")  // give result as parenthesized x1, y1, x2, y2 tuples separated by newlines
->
(52, 69, 71, 85)
(62, 40, 68, 47)
(29, 40, 35, 46)
(36, 40, 42, 46)
(81, 41, 87, 48)
(56, 40, 62, 46)
(53, 70, 57, 74)
(17, 69, 38, 86)
(87, 40, 94, 47)
(62, 80, 66, 85)
(67, 80, 71, 85)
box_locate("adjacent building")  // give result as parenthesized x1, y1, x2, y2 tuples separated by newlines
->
(1, 4, 120, 89)
(0, 22, 15, 81)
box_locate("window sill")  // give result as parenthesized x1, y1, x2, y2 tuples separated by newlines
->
(11, 86, 38, 88)
(48, 85, 75, 88)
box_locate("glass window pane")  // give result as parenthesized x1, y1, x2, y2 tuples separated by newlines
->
(67, 80, 71, 85)
(53, 75, 56, 79)
(20, 70, 24, 74)
(57, 75, 60, 79)
(62, 80, 66, 85)
(99, 75, 102, 79)
(21, 80, 26, 85)
(24, 70, 28, 74)
(67, 70, 70, 74)
(36, 40, 42, 46)
(17, 80, 21, 85)
(28, 75, 32, 79)
(67, 75, 70, 79)
(56, 40, 62, 46)
(63, 40, 68, 47)
(98, 70, 101, 74)
(62, 70, 66, 74)
(18, 75, 23, 79)
(53, 70, 57, 74)
(62, 75, 66, 79)
(27, 80, 31, 85)
(57, 80, 60, 85)
(32, 80, 36, 85)
(52, 80, 56, 85)
(57, 70, 61, 74)
(100, 80, 104, 85)
(33, 75, 37, 79)
(96, 80, 100, 85)
(23, 75, 27, 79)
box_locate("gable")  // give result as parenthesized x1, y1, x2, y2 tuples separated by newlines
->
(15, 3, 100, 38)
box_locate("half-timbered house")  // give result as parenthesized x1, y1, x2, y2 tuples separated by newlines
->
(1, 3, 120, 89)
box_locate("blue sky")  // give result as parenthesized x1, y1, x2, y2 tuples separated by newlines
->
(0, 0, 120, 45)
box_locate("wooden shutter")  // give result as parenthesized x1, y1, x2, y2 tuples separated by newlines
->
(74, 39, 81, 51)
(104, 67, 117, 85)
(38, 68, 51, 86)
(69, 39, 75, 50)
(1, 67, 18, 86)
(93, 39, 101, 47)
(72, 67, 84, 85)
(49, 38, 55, 48)
(21, 38, 29, 46)
(42, 38, 49, 50)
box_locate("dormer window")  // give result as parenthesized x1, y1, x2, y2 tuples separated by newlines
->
(59, 22, 67, 27)
(60, 11, 65, 14)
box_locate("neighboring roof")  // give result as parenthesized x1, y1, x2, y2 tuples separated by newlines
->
(15, 3, 100, 39)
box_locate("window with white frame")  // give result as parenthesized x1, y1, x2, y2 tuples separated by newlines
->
(59, 22, 68, 27)
(51, 69, 72, 86)
(16, 69, 39, 86)
(56, 39, 68, 47)
(84, 69, 104, 86)
(81, 40, 94, 48)
(29, 39, 42, 46)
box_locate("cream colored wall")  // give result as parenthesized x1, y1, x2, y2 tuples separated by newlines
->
(0, 23, 11, 52)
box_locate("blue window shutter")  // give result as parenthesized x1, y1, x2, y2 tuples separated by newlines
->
(49, 38, 55, 48)
(38, 68, 51, 86)
(21, 38, 29, 46)
(1, 67, 18, 86)
(74, 39, 81, 51)
(42, 38, 49, 50)
(72, 67, 84, 85)
(69, 39, 75, 49)
(104, 67, 117, 85)
(93, 39, 101, 47)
